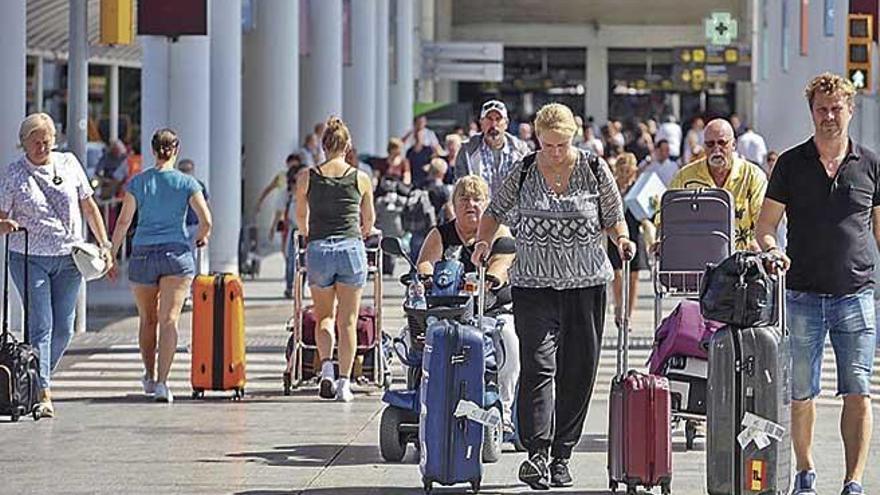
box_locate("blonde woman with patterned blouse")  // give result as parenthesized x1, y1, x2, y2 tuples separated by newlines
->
(472, 103, 635, 490)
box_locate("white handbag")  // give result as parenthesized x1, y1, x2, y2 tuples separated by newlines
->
(71, 242, 108, 281)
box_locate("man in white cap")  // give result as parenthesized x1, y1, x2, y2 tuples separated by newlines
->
(455, 99, 532, 195)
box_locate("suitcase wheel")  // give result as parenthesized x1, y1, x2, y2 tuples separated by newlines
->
(626, 486, 638, 495)
(232, 388, 245, 401)
(192, 389, 205, 399)
(685, 420, 698, 450)
(470, 478, 481, 493)
(422, 480, 432, 494)
(283, 373, 292, 396)
(609, 480, 618, 494)
(10, 413, 19, 422)
(662, 481, 672, 494)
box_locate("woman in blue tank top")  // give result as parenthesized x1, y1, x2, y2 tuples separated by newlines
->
(108, 129, 212, 404)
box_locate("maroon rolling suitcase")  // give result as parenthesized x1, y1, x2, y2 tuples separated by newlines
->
(608, 263, 673, 495)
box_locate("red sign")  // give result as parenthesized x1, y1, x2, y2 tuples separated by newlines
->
(138, 0, 207, 37)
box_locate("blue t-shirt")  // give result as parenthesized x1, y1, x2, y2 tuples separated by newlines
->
(127, 168, 201, 247)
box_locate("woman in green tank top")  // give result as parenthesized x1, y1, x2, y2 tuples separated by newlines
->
(294, 117, 375, 402)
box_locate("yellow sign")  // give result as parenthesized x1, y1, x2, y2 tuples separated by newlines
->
(100, 0, 133, 45)
(749, 459, 766, 491)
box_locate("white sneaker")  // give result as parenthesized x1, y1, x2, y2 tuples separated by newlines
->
(142, 374, 157, 396)
(154, 383, 174, 404)
(336, 378, 354, 402)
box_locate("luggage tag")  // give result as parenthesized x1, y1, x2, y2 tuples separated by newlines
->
(454, 400, 501, 429)
(737, 412, 785, 450)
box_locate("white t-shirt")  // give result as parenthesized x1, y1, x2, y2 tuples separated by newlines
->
(639, 158, 679, 187)
(736, 131, 768, 166)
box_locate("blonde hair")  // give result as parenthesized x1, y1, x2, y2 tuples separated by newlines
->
(613, 152, 638, 176)
(18, 113, 56, 148)
(452, 175, 489, 204)
(387, 137, 404, 154)
(322, 116, 351, 156)
(428, 158, 448, 178)
(534, 103, 578, 137)
(804, 72, 857, 108)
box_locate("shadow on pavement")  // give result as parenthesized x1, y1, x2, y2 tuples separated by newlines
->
(226, 444, 383, 467)
(573, 433, 607, 453)
(235, 485, 528, 495)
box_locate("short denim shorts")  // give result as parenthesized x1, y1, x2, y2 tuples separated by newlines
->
(305, 236, 367, 289)
(128, 243, 196, 286)
(787, 288, 876, 400)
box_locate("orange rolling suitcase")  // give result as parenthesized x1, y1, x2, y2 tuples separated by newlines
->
(191, 272, 246, 399)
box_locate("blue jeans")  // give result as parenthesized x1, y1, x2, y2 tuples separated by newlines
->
(305, 237, 367, 288)
(787, 288, 876, 400)
(8, 252, 82, 389)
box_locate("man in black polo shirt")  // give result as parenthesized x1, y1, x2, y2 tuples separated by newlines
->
(756, 73, 877, 495)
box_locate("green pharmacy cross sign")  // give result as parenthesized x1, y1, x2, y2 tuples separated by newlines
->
(705, 12, 739, 46)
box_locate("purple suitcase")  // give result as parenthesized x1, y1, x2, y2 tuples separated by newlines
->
(648, 299, 722, 375)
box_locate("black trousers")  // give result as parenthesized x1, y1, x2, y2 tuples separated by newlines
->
(512, 285, 606, 459)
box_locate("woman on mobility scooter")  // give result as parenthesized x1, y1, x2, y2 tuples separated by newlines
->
(416, 175, 519, 437)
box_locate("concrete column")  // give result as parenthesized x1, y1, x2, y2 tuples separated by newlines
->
(243, 0, 298, 244)
(0, 0, 26, 332)
(433, 0, 454, 103)
(209, 1, 241, 273)
(389, 0, 415, 138)
(169, 38, 211, 187)
(34, 56, 44, 113)
(301, 0, 342, 133)
(585, 45, 609, 124)
(69, 0, 89, 333)
(140, 36, 170, 157)
(108, 64, 119, 142)
(417, 0, 435, 102)
(375, 0, 391, 153)
(344, 0, 377, 155)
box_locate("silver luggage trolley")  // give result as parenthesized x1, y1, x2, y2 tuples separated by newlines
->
(282, 233, 388, 394)
(653, 188, 734, 450)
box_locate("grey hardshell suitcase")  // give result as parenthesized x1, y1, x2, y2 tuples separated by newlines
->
(706, 278, 791, 495)
(658, 189, 735, 292)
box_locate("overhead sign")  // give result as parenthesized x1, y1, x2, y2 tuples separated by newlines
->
(673, 45, 752, 91)
(422, 41, 504, 82)
(705, 12, 739, 46)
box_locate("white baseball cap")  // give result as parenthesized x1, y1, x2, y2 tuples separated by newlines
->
(480, 100, 508, 120)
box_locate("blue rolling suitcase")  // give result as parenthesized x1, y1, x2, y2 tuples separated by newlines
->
(419, 318, 485, 494)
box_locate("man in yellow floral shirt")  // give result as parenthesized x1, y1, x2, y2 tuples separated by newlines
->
(660, 118, 768, 251)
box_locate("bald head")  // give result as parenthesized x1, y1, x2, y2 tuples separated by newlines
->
(703, 119, 736, 169)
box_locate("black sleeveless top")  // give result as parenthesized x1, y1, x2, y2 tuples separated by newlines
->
(307, 166, 362, 240)
(436, 220, 477, 273)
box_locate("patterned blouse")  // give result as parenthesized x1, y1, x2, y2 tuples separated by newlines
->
(485, 149, 624, 290)
(0, 152, 94, 256)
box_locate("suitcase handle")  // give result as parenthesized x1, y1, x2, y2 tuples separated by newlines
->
(2, 228, 29, 345)
(616, 257, 631, 376)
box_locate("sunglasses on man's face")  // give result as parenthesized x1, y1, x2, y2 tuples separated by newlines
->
(704, 139, 730, 149)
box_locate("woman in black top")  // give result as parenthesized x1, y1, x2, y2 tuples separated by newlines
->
(415, 175, 519, 433)
(295, 117, 375, 403)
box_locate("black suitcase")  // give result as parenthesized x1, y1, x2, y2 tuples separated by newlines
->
(706, 277, 791, 494)
(0, 229, 41, 422)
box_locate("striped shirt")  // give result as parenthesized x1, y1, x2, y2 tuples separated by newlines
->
(486, 149, 624, 289)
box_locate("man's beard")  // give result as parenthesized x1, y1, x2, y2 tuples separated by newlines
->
(708, 155, 728, 169)
(487, 128, 501, 138)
